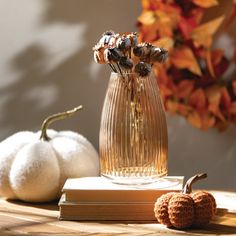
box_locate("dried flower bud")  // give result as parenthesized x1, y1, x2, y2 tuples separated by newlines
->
(93, 46, 106, 64)
(127, 32, 138, 48)
(119, 56, 133, 70)
(103, 30, 115, 36)
(99, 31, 117, 47)
(134, 61, 151, 77)
(133, 43, 152, 59)
(104, 48, 122, 63)
(116, 36, 131, 52)
(150, 47, 168, 63)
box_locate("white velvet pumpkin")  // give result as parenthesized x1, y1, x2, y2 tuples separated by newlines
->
(0, 106, 100, 202)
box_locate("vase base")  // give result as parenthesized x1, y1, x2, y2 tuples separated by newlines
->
(101, 174, 180, 188)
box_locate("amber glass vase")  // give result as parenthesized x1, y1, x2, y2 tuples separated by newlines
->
(99, 72, 168, 184)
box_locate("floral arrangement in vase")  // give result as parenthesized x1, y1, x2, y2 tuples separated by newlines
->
(93, 31, 169, 184)
(93, 31, 168, 77)
(138, 0, 236, 131)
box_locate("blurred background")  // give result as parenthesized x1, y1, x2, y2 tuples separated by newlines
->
(0, 0, 235, 190)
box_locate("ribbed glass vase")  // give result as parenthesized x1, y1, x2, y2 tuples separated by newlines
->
(99, 72, 168, 184)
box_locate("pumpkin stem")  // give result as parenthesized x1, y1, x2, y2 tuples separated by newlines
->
(182, 173, 207, 194)
(40, 105, 83, 141)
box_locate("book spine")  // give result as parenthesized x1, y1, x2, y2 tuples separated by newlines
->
(59, 203, 156, 221)
(64, 189, 177, 202)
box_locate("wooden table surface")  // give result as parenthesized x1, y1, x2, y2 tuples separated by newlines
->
(0, 191, 236, 236)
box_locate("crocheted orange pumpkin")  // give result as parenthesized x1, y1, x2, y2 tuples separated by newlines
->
(154, 173, 216, 229)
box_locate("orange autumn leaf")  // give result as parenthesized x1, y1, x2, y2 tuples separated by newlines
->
(138, 11, 174, 38)
(153, 37, 174, 51)
(138, 11, 156, 25)
(154, 10, 177, 37)
(139, 2, 181, 38)
(141, 0, 150, 10)
(187, 111, 202, 128)
(177, 80, 195, 99)
(154, 1, 181, 26)
(139, 24, 159, 42)
(206, 86, 225, 121)
(189, 88, 207, 110)
(192, 0, 218, 8)
(171, 47, 202, 76)
(166, 99, 178, 114)
(201, 114, 216, 130)
(191, 16, 225, 48)
(206, 49, 215, 77)
(206, 86, 221, 111)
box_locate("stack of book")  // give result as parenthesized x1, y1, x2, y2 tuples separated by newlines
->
(59, 176, 184, 221)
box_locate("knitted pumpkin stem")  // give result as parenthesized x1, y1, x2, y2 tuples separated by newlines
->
(40, 105, 83, 141)
(182, 173, 207, 194)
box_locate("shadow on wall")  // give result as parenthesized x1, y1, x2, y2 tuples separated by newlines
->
(0, 0, 141, 149)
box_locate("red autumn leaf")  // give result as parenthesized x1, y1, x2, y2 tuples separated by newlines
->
(156, 66, 169, 85)
(224, 0, 236, 28)
(192, 0, 218, 8)
(177, 80, 195, 99)
(159, 85, 172, 98)
(229, 102, 236, 115)
(234, 49, 236, 64)
(232, 80, 236, 96)
(191, 16, 225, 48)
(213, 56, 230, 77)
(167, 79, 178, 95)
(171, 47, 202, 76)
(179, 16, 197, 39)
(232, 115, 236, 124)
(189, 88, 207, 111)
(190, 7, 204, 24)
(187, 111, 202, 128)
(221, 87, 232, 110)
(178, 103, 193, 116)
(211, 49, 224, 66)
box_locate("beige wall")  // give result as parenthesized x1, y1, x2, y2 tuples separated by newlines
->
(0, 0, 235, 190)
